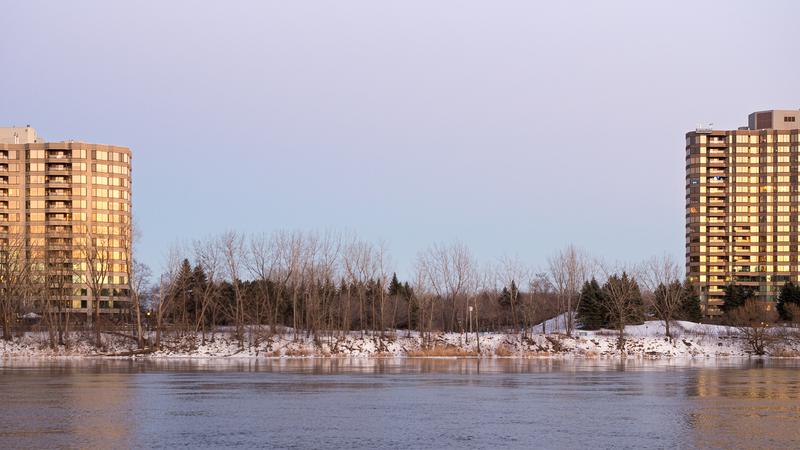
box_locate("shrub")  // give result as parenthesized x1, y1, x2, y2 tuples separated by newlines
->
(729, 300, 778, 355)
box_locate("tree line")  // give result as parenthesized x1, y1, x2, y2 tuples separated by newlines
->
(120, 232, 705, 351)
(8, 228, 799, 353)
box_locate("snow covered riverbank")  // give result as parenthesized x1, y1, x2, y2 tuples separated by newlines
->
(3, 319, 800, 359)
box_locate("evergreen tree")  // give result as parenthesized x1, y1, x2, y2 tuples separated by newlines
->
(577, 278, 605, 330)
(498, 287, 511, 308)
(623, 273, 646, 325)
(497, 281, 519, 308)
(402, 281, 412, 300)
(678, 280, 703, 322)
(777, 281, 800, 321)
(720, 283, 755, 314)
(600, 272, 645, 349)
(188, 264, 208, 319)
(388, 273, 402, 297)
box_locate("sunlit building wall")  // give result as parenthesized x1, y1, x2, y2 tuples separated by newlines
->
(686, 110, 800, 315)
(0, 126, 132, 316)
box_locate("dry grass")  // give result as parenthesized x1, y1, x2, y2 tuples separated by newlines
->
(769, 348, 800, 358)
(494, 345, 514, 357)
(283, 347, 312, 357)
(519, 350, 557, 358)
(406, 345, 479, 357)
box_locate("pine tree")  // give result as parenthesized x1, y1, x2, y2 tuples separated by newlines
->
(777, 281, 800, 321)
(577, 278, 605, 330)
(388, 273, 402, 297)
(402, 282, 412, 300)
(721, 283, 755, 314)
(600, 272, 644, 349)
(678, 280, 702, 322)
(498, 287, 511, 307)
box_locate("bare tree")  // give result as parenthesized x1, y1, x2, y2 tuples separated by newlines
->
(47, 247, 74, 347)
(80, 233, 112, 347)
(343, 236, 378, 337)
(417, 241, 476, 332)
(30, 247, 58, 349)
(193, 237, 223, 343)
(411, 262, 433, 345)
(527, 272, 552, 336)
(498, 255, 530, 336)
(246, 232, 277, 330)
(375, 241, 390, 337)
(311, 231, 342, 339)
(601, 271, 643, 350)
(220, 231, 246, 345)
(638, 254, 683, 339)
(122, 221, 148, 349)
(0, 233, 31, 340)
(547, 245, 591, 336)
(729, 299, 778, 355)
(129, 259, 151, 348)
(153, 246, 183, 350)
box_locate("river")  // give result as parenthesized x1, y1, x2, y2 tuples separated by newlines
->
(1, 358, 799, 449)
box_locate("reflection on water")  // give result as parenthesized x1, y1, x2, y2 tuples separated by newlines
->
(688, 365, 800, 449)
(1, 358, 799, 449)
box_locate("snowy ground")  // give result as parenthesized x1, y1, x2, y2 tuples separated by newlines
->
(2, 319, 799, 359)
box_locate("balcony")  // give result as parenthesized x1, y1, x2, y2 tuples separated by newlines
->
(46, 201, 72, 211)
(46, 176, 70, 186)
(46, 163, 71, 173)
(47, 151, 71, 160)
(708, 138, 728, 147)
(46, 213, 72, 222)
(47, 226, 73, 237)
(46, 189, 72, 198)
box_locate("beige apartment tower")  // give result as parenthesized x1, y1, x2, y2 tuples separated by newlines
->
(0, 126, 132, 318)
(686, 110, 800, 315)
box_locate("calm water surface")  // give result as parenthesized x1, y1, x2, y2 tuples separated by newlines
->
(1, 358, 799, 449)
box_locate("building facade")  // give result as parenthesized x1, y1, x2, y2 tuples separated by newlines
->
(0, 126, 132, 318)
(686, 110, 800, 315)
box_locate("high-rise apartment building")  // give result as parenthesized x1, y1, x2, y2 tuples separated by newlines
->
(0, 126, 132, 318)
(686, 110, 800, 315)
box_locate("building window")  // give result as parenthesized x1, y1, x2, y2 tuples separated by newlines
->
(785, 116, 796, 122)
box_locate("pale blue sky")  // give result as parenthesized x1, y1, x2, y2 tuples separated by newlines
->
(2, 1, 799, 276)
